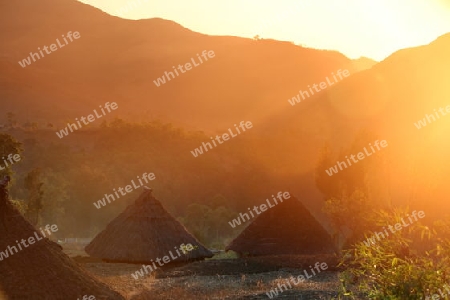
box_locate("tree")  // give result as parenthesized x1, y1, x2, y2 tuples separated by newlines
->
(0, 133, 23, 177)
(182, 202, 237, 248)
(323, 189, 376, 248)
(24, 168, 44, 226)
(6, 112, 17, 129)
(39, 170, 68, 228)
(30, 122, 39, 130)
(315, 143, 340, 198)
(183, 203, 211, 244)
(316, 130, 391, 248)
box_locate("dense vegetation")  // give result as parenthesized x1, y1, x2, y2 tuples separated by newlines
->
(3, 111, 450, 298)
(313, 130, 450, 299)
(338, 210, 450, 299)
(1, 118, 277, 247)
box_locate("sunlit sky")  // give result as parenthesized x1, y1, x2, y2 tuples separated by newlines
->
(79, 0, 450, 61)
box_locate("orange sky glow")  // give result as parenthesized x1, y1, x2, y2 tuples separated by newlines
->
(78, 0, 450, 61)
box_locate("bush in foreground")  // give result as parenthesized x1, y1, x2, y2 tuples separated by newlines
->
(338, 208, 450, 299)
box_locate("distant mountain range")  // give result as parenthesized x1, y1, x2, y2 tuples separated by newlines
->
(1, 0, 376, 130)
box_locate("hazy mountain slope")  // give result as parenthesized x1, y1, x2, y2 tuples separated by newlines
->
(0, 0, 360, 130)
(250, 33, 450, 216)
(351, 56, 378, 72)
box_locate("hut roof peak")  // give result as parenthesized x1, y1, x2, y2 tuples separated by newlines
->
(85, 187, 213, 263)
(226, 195, 336, 256)
(0, 177, 123, 299)
(136, 187, 156, 204)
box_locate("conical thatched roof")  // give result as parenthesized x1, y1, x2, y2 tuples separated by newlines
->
(0, 178, 124, 300)
(85, 189, 213, 263)
(226, 195, 336, 256)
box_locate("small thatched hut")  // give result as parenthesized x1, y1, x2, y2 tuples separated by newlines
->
(0, 177, 124, 300)
(226, 194, 336, 256)
(85, 188, 213, 263)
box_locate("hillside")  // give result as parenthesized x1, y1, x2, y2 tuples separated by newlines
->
(1, 0, 450, 244)
(0, 0, 363, 130)
(253, 32, 450, 216)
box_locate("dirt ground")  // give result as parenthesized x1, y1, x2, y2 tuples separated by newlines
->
(65, 246, 363, 300)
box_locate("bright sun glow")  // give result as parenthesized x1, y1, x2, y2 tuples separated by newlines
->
(78, 0, 450, 61)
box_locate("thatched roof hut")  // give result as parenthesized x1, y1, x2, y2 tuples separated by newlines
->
(226, 194, 336, 256)
(0, 177, 124, 300)
(85, 188, 213, 263)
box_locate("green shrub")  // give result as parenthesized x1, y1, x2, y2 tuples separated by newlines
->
(338, 208, 450, 300)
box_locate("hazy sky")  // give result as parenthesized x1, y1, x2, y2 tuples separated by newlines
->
(78, 0, 450, 61)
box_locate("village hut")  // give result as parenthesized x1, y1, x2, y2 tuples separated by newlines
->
(226, 194, 336, 256)
(85, 188, 213, 263)
(0, 176, 124, 300)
